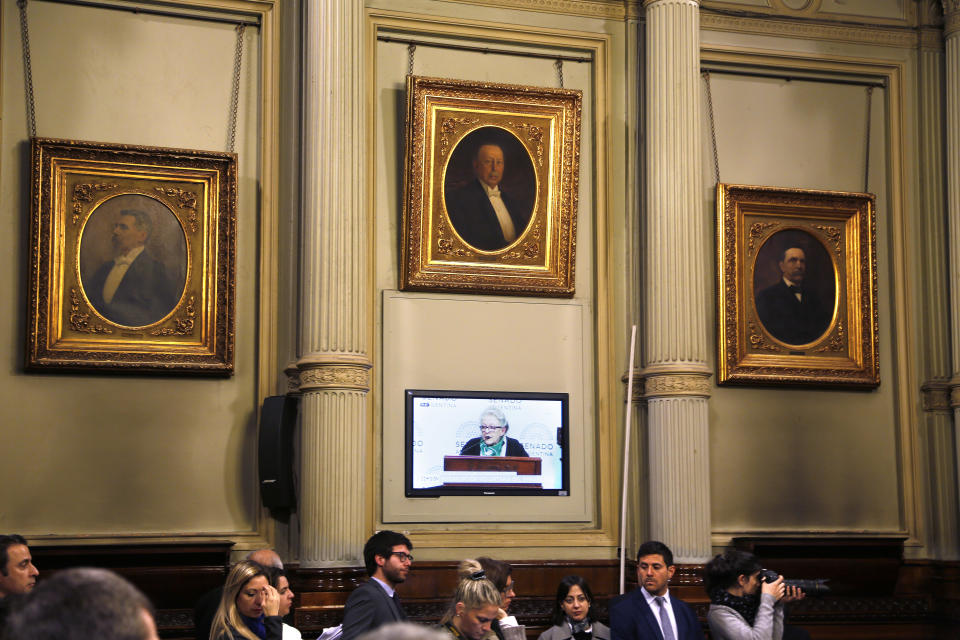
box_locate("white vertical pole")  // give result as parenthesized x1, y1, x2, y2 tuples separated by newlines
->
(619, 325, 638, 594)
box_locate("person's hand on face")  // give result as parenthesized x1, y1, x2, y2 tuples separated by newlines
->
(261, 584, 281, 617)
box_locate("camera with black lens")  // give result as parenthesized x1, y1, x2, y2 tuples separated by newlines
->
(758, 568, 830, 596)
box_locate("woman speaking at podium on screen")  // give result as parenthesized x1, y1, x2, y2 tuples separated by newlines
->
(459, 407, 529, 457)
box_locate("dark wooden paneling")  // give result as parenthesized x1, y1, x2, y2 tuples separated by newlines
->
(29, 541, 233, 640)
(22, 540, 960, 640)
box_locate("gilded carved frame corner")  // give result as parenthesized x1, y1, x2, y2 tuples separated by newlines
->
(716, 183, 879, 387)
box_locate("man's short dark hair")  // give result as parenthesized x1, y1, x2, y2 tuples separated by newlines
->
(363, 530, 412, 576)
(3, 567, 155, 640)
(779, 245, 806, 263)
(0, 534, 28, 576)
(636, 540, 674, 567)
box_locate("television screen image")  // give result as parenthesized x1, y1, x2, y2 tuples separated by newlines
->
(405, 389, 569, 497)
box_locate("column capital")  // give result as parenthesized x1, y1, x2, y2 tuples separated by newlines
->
(643, 0, 700, 7)
(296, 353, 372, 393)
(945, 1, 960, 36)
(951, 377, 960, 408)
(635, 364, 712, 400)
(921, 380, 952, 412)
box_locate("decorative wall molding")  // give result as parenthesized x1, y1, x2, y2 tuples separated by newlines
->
(952, 383, 960, 409)
(921, 381, 952, 412)
(701, 11, 925, 48)
(437, 0, 639, 19)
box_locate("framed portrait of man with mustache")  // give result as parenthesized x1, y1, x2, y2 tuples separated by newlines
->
(716, 183, 878, 388)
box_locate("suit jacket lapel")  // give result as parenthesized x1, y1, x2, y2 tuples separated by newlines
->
(638, 595, 665, 640)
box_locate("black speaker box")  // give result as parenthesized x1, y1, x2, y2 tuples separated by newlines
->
(258, 395, 298, 511)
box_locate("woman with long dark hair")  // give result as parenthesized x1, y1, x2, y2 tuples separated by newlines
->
(704, 550, 803, 640)
(538, 575, 610, 640)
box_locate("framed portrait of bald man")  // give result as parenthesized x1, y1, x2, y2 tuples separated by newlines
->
(401, 76, 581, 296)
(716, 184, 879, 387)
(26, 138, 236, 373)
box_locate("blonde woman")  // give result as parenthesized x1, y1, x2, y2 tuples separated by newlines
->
(439, 560, 504, 640)
(210, 561, 282, 640)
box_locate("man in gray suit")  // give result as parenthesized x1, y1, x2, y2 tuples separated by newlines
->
(341, 531, 413, 640)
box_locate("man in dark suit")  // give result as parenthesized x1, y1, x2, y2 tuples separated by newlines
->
(84, 209, 178, 327)
(459, 407, 529, 457)
(445, 143, 532, 251)
(341, 530, 413, 640)
(755, 246, 831, 345)
(0, 534, 39, 633)
(610, 541, 702, 640)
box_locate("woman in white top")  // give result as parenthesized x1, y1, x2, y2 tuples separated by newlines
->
(704, 550, 804, 640)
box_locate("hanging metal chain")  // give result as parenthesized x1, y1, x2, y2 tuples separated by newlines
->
(227, 24, 246, 154)
(555, 59, 564, 88)
(703, 71, 720, 184)
(407, 44, 416, 76)
(17, 0, 37, 138)
(863, 86, 873, 193)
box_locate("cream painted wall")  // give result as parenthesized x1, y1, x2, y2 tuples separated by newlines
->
(0, 2, 264, 539)
(699, 35, 920, 541)
(367, 1, 629, 554)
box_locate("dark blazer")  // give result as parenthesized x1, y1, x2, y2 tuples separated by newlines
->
(609, 588, 702, 640)
(84, 250, 179, 327)
(755, 280, 831, 345)
(218, 616, 283, 640)
(459, 436, 529, 457)
(193, 585, 223, 640)
(445, 180, 532, 251)
(341, 579, 407, 640)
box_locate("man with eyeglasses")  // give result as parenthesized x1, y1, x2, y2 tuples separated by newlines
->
(459, 407, 529, 457)
(342, 530, 414, 640)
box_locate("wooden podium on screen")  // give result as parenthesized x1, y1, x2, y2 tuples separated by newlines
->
(442, 455, 542, 489)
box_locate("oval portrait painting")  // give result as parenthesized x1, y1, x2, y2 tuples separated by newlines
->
(78, 194, 188, 327)
(752, 229, 836, 346)
(443, 126, 536, 251)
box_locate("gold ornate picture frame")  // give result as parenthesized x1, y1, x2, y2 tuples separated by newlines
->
(401, 75, 582, 296)
(717, 183, 879, 387)
(27, 138, 237, 374)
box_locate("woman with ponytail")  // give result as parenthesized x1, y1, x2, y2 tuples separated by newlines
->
(439, 560, 504, 640)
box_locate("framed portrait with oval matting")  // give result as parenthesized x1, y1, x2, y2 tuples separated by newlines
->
(26, 137, 237, 374)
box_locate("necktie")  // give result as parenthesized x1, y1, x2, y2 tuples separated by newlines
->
(655, 596, 676, 640)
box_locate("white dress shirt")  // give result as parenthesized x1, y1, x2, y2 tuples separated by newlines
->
(480, 182, 517, 243)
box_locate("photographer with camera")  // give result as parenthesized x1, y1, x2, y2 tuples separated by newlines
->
(703, 550, 804, 640)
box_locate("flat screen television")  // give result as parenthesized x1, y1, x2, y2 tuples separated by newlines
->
(405, 389, 569, 497)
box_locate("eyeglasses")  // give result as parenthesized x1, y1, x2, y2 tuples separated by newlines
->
(502, 582, 516, 595)
(479, 425, 504, 432)
(389, 551, 414, 563)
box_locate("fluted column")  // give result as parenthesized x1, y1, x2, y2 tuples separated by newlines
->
(297, 0, 370, 567)
(943, 0, 960, 560)
(641, 0, 711, 563)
